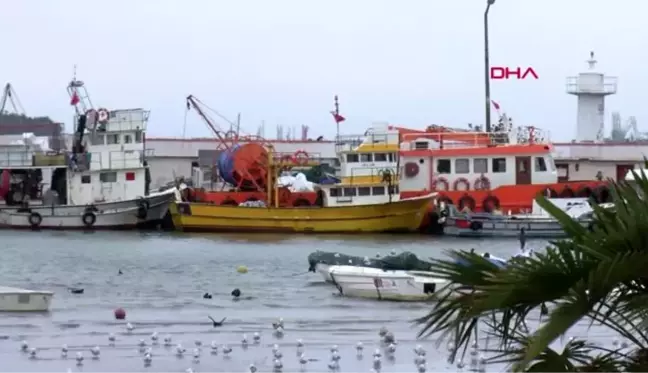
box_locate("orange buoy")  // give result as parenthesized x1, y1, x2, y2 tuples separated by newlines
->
(114, 307, 126, 320)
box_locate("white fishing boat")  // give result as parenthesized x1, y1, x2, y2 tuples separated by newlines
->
(443, 198, 601, 238)
(0, 286, 53, 312)
(327, 265, 450, 301)
(0, 77, 178, 229)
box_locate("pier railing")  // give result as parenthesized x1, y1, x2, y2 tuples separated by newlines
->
(334, 133, 400, 153)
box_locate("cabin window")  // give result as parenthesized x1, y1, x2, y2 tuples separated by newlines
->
(388, 153, 396, 162)
(346, 154, 359, 163)
(360, 153, 372, 162)
(358, 187, 371, 196)
(81, 175, 91, 184)
(374, 153, 388, 162)
(135, 130, 143, 143)
(124, 134, 133, 144)
(388, 185, 399, 194)
(100, 171, 117, 183)
(92, 134, 105, 145)
(535, 157, 548, 172)
(437, 159, 451, 174)
(107, 134, 120, 145)
(372, 186, 385, 195)
(343, 187, 357, 197)
(455, 159, 470, 174)
(492, 158, 507, 173)
(414, 141, 429, 150)
(330, 188, 341, 197)
(474, 158, 488, 173)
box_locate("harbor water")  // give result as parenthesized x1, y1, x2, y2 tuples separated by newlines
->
(0, 231, 616, 372)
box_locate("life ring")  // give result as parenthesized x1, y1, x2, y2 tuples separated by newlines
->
(431, 178, 450, 191)
(560, 187, 575, 198)
(458, 195, 476, 212)
(293, 150, 309, 166)
(404, 162, 420, 178)
(470, 221, 483, 231)
(539, 188, 558, 198)
(594, 186, 611, 203)
(97, 108, 110, 123)
(82, 212, 96, 227)
(28, 212, 42, 228)
(473, 175, 491, 191)
(220, 199, 238, 206)
(453, 178, 470, 191)
(482, 195, 500, 213)
(576, 186, 593, 198)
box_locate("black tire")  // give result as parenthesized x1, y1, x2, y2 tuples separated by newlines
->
(136, 205, 148, 219)
(470, 221, 483, 231)
(82, 212, 96, 227)
(28, 212, 42, 228)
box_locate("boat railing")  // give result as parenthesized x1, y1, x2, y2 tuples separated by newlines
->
(0, 147, 68, 168)
(401, 126, 550, 150)
(341, 166, 399, 184)
(272, 152, 323, 168)
(335, 133, 399, 153)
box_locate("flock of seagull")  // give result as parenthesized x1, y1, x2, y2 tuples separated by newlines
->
(15, 317, 449, 372)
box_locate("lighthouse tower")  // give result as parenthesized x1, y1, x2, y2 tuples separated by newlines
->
(566, 52, 618, 142)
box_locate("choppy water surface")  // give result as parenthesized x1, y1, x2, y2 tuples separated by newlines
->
(0, 231, 611, 372)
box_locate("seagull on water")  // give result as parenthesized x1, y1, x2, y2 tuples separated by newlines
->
(208, 315, 226, 327)
(75, 352, 84, 365)
(126, 322, 134, 332)
(253, 332, 261, 343)
(210, 341, 218, 354)
(20, 340, 28, 352)
(249, 363, 257, 373)
(90, 346, 100, 359)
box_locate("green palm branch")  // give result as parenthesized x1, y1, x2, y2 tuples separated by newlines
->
(416, 166, 648, 371)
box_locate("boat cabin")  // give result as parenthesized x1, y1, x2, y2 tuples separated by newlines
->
(0, 108, 151, 207)
(324, 124, 401, 206)
(398, 126, 558, 193)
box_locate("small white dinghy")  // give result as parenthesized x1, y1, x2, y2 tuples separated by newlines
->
(328, 265, 450, 301)
(0, 286, 53, 312)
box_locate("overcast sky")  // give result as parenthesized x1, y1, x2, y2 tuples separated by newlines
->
(0, 0, 644, 141)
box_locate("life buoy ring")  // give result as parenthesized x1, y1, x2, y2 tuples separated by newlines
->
(221, 199, 238, 206)
(97, 108, 110, 123)
(576, 186, 593, 198)
(458, 195, 476, 212)
(431, 178, 450, 191)
(453, 178, 470, 191)
(470, 221, 483, 231)
(473, 175, 491, 191)
(594, 186, 611, 203)
(560, 187, 575, 198)
(482, 195, 500, 213)
(404, 162, 420, 178)
(82, 212, 96, 227)
(293, 150, 309, 166)
(539, 188, 558, 198)
(28, 212, 42, 228)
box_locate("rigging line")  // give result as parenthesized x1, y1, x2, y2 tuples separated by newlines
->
(182, 106, 188, 140)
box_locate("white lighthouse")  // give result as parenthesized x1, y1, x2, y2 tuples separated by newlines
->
(566, 52, 617, 142)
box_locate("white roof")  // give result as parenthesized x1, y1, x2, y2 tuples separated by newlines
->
(0, 286, 53, 295)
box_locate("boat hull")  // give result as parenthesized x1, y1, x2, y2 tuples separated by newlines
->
(316, 263, 333, 282)
(0, 287, 53, 312)
(328, 266, 449, 301)
(170, 193, 435, 233)
(443, 215, 589, 238)
(0, 190, 176, 230)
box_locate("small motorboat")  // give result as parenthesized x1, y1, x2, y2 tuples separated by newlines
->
(327, 265, 451, 301)
(0, 286, 53, 312)
(308, 250, 435, 282)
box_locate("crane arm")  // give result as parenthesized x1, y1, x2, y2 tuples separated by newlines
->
(0, 83, 25, 115)
(185, 95, 229, 148)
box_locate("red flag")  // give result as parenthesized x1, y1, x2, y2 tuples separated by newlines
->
(491, 100, 501, 110)
(330, 111, 345, 123)
(70, 91, 80, 106)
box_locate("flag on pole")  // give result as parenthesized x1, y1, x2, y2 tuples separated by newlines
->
(491, 100, 501, 111)
(331, 111, 345, 124)
(70, 91, 80, 106)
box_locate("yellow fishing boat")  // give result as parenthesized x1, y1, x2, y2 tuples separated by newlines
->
(170, 127, 436, 233)
(170, 191, 435, 233)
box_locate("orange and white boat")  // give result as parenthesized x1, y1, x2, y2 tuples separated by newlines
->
(396, 122, 609, 215)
